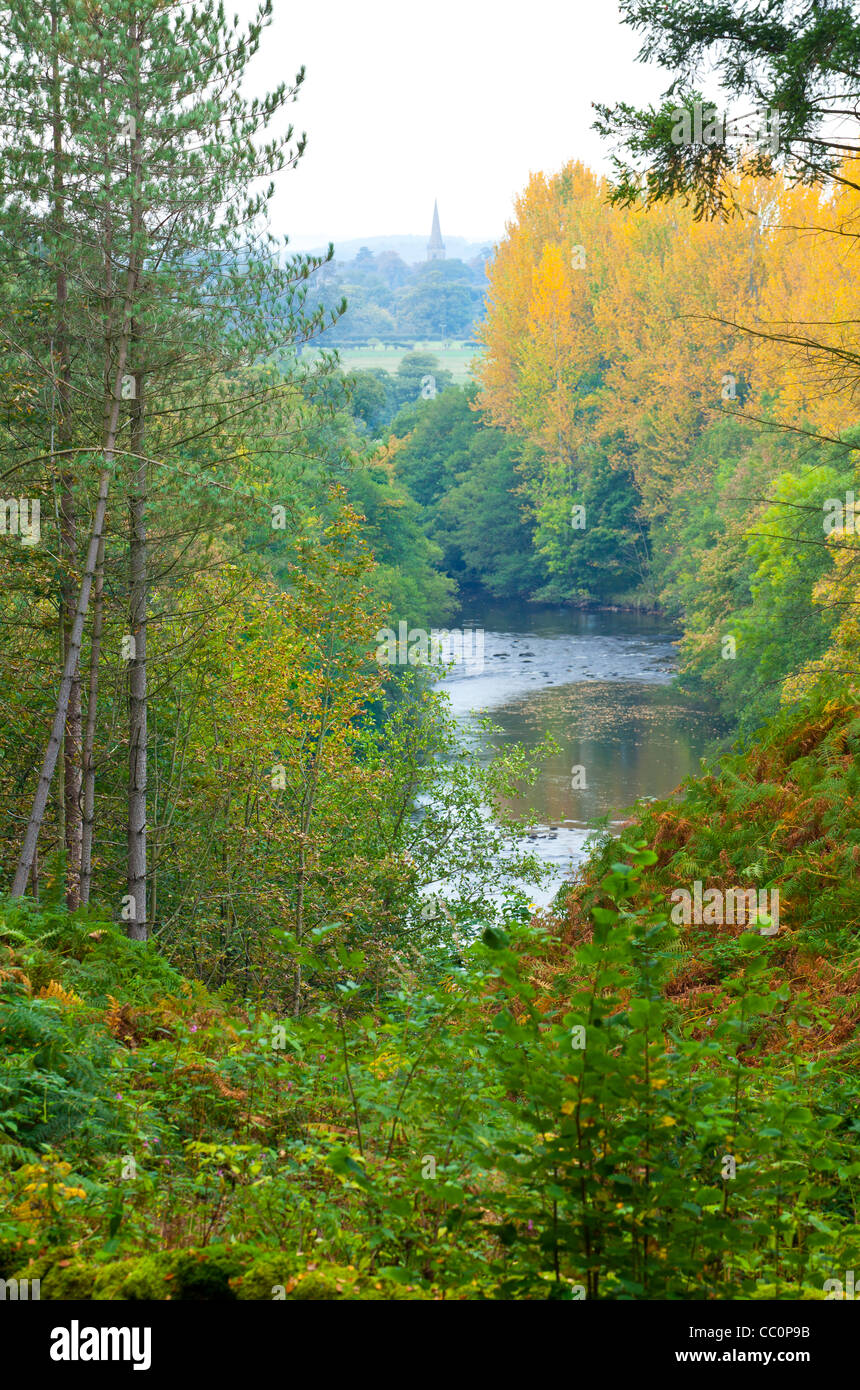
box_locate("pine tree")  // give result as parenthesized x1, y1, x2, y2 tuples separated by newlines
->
(1, 0, 339, 934)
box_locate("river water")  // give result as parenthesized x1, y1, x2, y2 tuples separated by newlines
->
(435, 599, 723, 905)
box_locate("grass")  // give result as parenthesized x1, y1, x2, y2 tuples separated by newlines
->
(302, 341, 479, 383)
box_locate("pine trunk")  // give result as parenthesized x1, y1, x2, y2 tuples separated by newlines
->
(126, 362, 147, 941)
(60, 477, 83, 908)
(51, 5, 83, 909)
(10, 336, 136, 897)
(79, 534, 105, 906)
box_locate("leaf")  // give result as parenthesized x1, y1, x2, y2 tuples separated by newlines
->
(481, 926, 510, 950)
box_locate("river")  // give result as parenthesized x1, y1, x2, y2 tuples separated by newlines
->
(435, 599, 724, 906)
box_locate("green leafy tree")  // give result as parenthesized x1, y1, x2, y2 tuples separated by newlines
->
(1, 0, 335, 931)
(594, 0, 860, 218)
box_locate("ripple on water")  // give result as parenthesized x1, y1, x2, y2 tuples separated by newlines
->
(433, 613, 722, 907)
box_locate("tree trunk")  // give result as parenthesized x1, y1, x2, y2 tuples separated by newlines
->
(60, 477, 83, 907)
(124, 25, 147, 943)
(79, 533, 105, 906)
(126, 359, 147, 941)
(80, 49, 112, 911)
(10, 344, 135, 898)
(11, 23, 143, 901)
(51, 2, 83, 909)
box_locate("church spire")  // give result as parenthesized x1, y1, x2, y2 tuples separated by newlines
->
(427, 200, 445, 261)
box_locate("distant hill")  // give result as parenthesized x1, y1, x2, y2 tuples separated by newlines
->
(296, 234, 497, 265)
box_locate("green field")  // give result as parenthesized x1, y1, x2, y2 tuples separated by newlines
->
(304, 340, 480, 383)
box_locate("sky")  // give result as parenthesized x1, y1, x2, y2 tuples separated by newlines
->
(241, 0, 673, 251)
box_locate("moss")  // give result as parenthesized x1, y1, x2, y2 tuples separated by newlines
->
(96, 1253, 172, 1300)
(231, 1253, 293, 1301)
(167, 1245, 250, 1300)
(9, 1251, 96, 1300)
(9, 1251, 168, 1301)
(104, 1244, 254, 1300)
(50, 1261, 98, 1299)
(290, 1268, 430, 1300)
(89, 1260, 136, 1299)
(232, 1257, 430, 1301)
(8, 1244, 257, 1301)
(13, 1239, 462, 1303)
(750, 1282, 829, 1300)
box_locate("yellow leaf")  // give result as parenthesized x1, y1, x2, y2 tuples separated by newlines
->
(37, 980, 84, 1008)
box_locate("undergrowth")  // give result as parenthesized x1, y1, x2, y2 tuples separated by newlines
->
(1, 692, 859, 1299)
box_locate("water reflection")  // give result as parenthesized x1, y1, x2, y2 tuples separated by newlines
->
(486, 680, 719, 827)
(435, 601, 723, 901)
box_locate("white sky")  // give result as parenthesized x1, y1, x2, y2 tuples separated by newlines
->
(243, 0, 673, 249)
